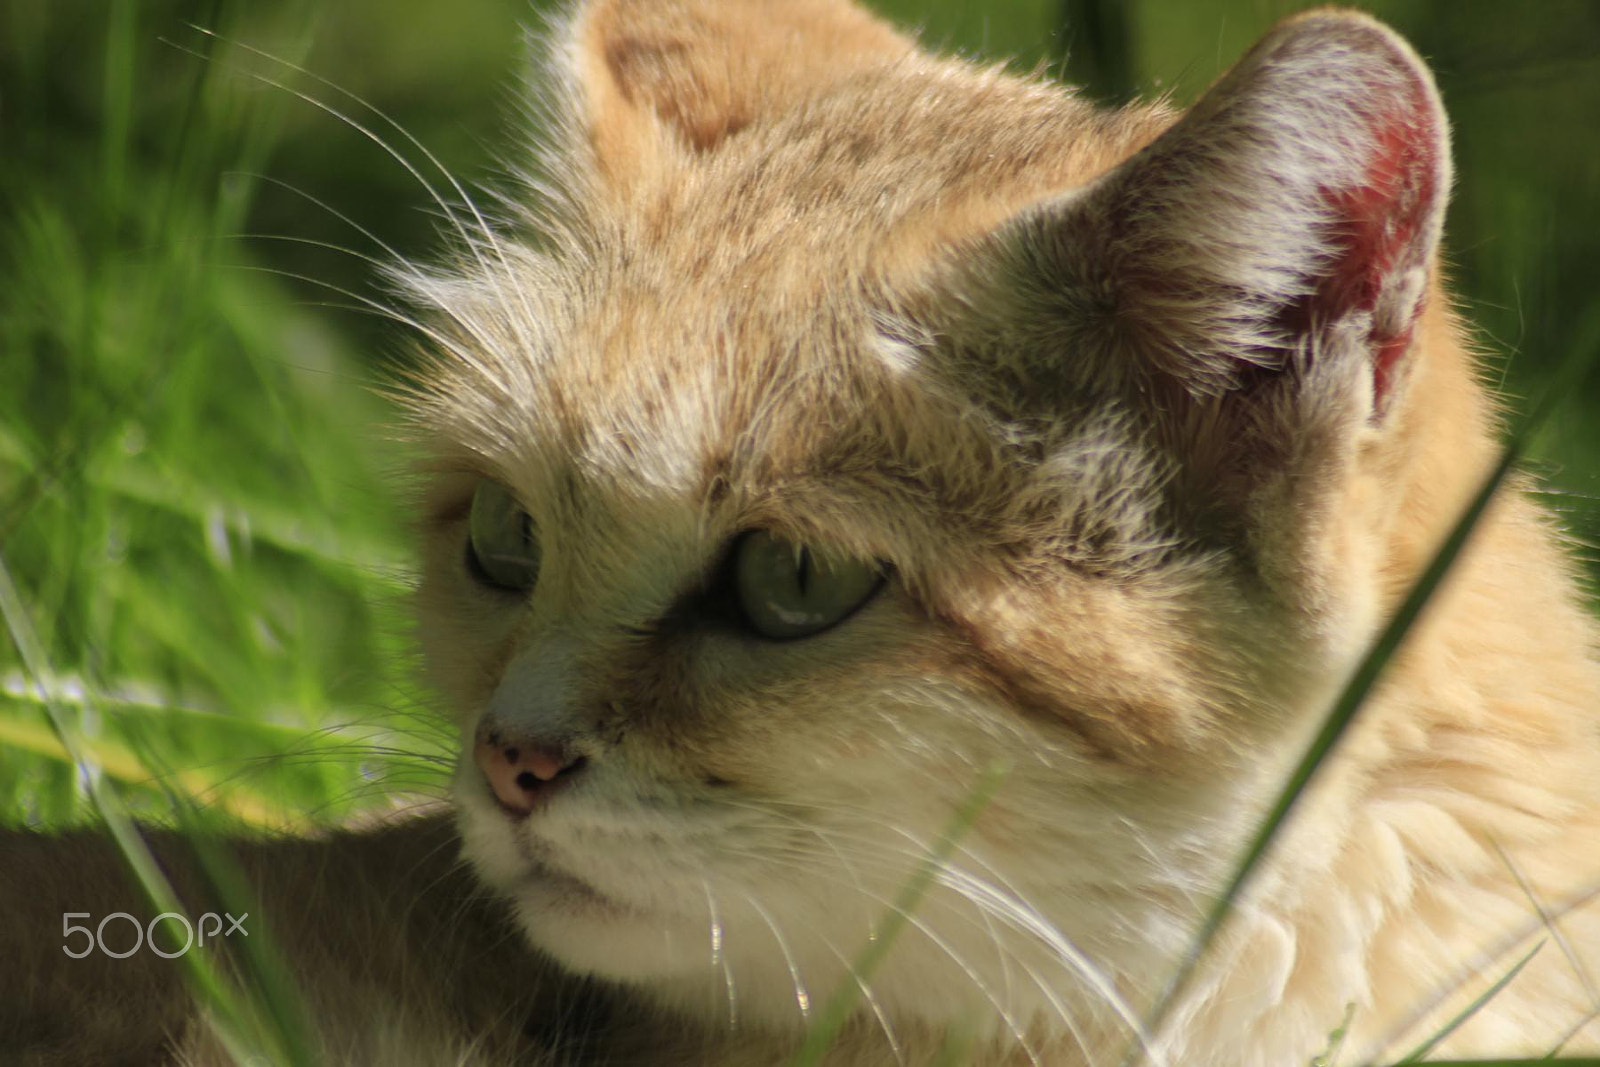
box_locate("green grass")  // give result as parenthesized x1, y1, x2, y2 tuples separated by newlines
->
(1, 1, 1597, 1064)
(0, 1, 451, 830)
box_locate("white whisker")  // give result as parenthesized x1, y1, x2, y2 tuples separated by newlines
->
(701, 878, 738, 1030)
(178, 24, 542, 363)
(222, 263, 511, 402)
(735, 888, 813, 1025)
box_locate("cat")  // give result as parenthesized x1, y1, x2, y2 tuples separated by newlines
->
(4, 1, 1599, 1064)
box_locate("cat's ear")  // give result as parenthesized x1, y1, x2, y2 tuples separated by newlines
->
(967, 10, 1450, 416)
(558, 0, 912, 187)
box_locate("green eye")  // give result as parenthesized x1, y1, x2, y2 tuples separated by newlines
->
(733, 531, 882, 640)
(466, 481, 540, 593)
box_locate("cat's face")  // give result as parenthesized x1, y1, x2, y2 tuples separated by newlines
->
(413, 0, 1447, 1042)
(418, 301, 1290, 1031)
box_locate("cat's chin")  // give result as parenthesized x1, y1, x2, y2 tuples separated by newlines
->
(506, 882, 712, 982)
(454, 792, 712, 981)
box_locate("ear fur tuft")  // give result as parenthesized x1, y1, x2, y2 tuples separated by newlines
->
(565, 0, 913, 185)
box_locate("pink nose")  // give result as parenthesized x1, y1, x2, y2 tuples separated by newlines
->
(473, 726, 586, 815)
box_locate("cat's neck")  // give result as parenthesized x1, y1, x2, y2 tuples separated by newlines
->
(1182, 300, 1600, 1064)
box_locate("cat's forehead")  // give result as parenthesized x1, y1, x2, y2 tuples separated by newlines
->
(511, 79, 1169, 451)
(499, 280, 883, 503)
(420, 65, 1173, 524)
(586, 72, 1167, 291)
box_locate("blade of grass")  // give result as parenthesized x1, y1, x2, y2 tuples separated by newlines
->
(1544, 1007, 1600, 1059)
(0, 703, 297, 828)
(1490, 838, 1600, 1015)
(1311, 1002, 1356, 1067)
(0, 683, 426, 828)
(1389, 941, 1547, 1064)
(0, 554, 318, 1066)
(1394, 1060, 1600, 1066)
(133, 736, 321, 1065)
(1363, 879, 1600, 1062)
(1126, 336, 1600, 1066)
(96, 465, 408, 582)
(789, 762, 1008, 1067)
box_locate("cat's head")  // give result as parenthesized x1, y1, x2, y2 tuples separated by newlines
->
(410, 0, 1458, 1045)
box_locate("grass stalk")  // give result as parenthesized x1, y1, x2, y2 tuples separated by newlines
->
(0, 555, 318, 1066)
(790, 762, 1009, 1066)
(1391, 940, 1548, 1064)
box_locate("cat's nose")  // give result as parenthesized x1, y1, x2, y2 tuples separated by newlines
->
(472, 723, 588, 816)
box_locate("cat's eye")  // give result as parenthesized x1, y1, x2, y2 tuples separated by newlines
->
(733, 531, 882, 640)
(466, 481, 540, 593)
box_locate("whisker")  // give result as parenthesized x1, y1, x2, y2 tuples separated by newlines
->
(934, 863, 1140, 1066)
(747, 845, 1046, 1066)
(230, 172, 412, 266)
(700, 878, 738, 1029)
(174, 25, 541, 364)
(222, 263, 511, 400)
(735, 888, 813, 1025)
(812, 929, 905, 1066)
(709, 794, 1165, 1064)
(227, 231, 404, 275)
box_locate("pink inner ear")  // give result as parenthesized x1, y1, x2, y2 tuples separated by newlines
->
(1313, 69, 1443, 407)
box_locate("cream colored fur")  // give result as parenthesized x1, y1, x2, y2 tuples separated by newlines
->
(4, 2, 1598, 1065)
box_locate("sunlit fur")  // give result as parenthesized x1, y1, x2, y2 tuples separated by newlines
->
(6, 3, 1598, 1065)
(403, 2, 1600, 1064)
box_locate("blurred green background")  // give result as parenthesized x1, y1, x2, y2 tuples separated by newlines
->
(1, 0, 1596, 828)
